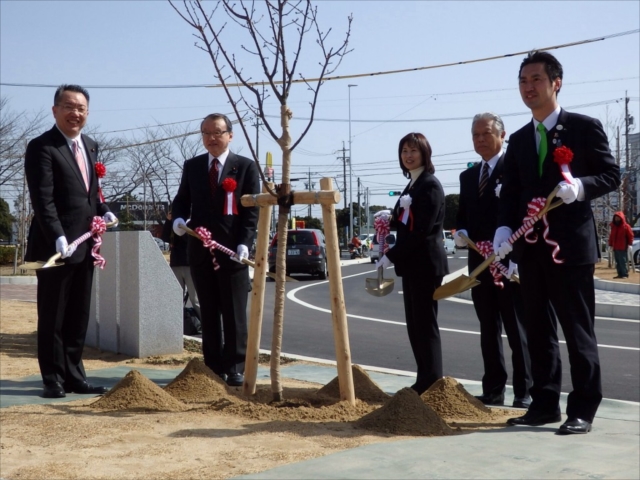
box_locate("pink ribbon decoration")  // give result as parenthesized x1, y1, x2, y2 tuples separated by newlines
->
(68, 216, 108, 269)
(374, 215, 391, 255)
(476, 240, 504, 288)
(517, 197, 564, 264)
(194, 227, 221, 270)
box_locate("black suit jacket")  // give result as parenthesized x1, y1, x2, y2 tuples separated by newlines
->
(25, 126, 109, 264)
(172, 151, 260, 268)
(498, 110, 619, 265)
(457, 154, 506, 273)
(386, 170, 449, 278)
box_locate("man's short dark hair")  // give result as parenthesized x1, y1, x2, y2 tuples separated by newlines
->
(201, 113, 233, 132)
(519, 51, 563, 95)
(54, 84, 90, 105)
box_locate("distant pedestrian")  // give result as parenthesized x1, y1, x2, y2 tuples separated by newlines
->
(608, 211, 633, 279)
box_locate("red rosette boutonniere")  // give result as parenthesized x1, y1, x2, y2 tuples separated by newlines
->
(553, 145, 574, 183)
(221, 178, 238, 215)
(95, 162, 107, 202)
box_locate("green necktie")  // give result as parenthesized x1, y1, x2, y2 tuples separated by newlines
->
(537, 123, 547, 177)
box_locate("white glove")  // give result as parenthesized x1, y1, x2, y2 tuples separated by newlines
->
(55, 236, 77, 259)
(555, 180, 582, 204)
(373, 209, 391, 221)
(494, 183, 502, 198)
(454, 229, 468, 248)
(173, 218, 187, 236)
(103, 211, 118, 227)
(232, 244, 249, 264)
(493, 226, 513, 260)
(507, 261, 519, 280)
(375, 255, 392, 270)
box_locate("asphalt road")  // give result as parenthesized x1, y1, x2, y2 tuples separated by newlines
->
(259, 253, 640, 403)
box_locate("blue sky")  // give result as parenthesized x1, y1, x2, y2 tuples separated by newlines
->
(1, 0, 638, 218)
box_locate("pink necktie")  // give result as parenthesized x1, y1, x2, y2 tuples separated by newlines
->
(73, 140, 89, 191)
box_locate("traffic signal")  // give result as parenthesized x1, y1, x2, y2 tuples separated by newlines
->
(389, 191, 402, 196)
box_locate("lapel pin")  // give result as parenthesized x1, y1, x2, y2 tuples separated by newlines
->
(556, 125, 563, 131)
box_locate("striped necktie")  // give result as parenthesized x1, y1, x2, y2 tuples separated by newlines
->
(478, 162, 490, 197)
(209, 158, 219, 197)
(72, 140, 89, 191)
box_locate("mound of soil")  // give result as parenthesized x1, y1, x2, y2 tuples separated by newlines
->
(164, 358, 228, 403)
(421, 377, 492, 420)
(317, 364, 390, 403)
(91, 369, 187, 412)
(356, 387, 454, 436)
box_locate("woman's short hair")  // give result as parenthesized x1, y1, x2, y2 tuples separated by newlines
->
(398, 132, 435, 178)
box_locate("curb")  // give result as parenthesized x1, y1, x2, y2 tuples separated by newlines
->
(0, 276, 37, 285)
(594, 277, 640, 295)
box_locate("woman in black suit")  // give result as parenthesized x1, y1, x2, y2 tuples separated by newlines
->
(377, 132, 449, 394)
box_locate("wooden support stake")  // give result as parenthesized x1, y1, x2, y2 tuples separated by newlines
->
(242, 183, 273, 396)
(319, 177, 355, 406)
(241, 189, 339, 208)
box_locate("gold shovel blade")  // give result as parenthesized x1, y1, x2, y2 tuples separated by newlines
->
(20, 253, 64, 270)
(433, 275, 480, 301)
(365, 267, 395, 297)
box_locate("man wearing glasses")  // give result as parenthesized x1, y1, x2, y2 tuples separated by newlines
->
(24, 84, 117, 399)
(172, 113, 259, 387)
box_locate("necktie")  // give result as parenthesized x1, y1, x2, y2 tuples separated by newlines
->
(72, 140, 89, 191)
(537, 123, 547, 177)
(478, 161, 490, 197)
(209, 158, 219, 197)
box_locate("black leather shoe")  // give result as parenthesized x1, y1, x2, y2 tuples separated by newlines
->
(64, 381, 108, 395)
(507, 411, 562, 426)
(475, 393, 505, 405)
(42, 382, 66, 398)
(557, 418, 592, 435)
(512, 396, 532, 409)
(226, 373, 244, 387)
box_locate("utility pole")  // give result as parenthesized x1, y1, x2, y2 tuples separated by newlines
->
(307, 168, 312, 218)
(253, 117, 261, 159)
(617, 127, 622, 211)
(348, 84, 358, 241)
(365, 187, 370, 236)
(624, 92, 631, 222)
(357, 177, 361, 234)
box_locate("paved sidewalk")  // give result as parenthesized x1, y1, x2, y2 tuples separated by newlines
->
(1, 361, 638, 479)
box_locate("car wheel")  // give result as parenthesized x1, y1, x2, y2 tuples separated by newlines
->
(317, 260, 327, 279)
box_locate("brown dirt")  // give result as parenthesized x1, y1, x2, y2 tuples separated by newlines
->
(594, 259, 639, 284)
(1, 299, 516, 479)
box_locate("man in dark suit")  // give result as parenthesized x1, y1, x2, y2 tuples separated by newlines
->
(25, 84, 117, 399)
(494, 52, 620, 434)
(455, 112, 531, 409)
(171, 113, 259, 387)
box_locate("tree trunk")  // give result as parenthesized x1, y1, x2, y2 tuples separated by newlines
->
(270, 105, 293, 401)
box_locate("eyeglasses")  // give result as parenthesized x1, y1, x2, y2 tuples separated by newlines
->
(201, 130, 229, 138)
(57, 103, 88, 114)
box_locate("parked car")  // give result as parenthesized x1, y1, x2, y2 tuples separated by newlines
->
(370, 232, 397, 263)
(632, 227, 640, 265)
(153, 237, 170, 252)
(268, 229, 327, 279)
(359, 233, 374, 252)
(443, 230, 456, 255)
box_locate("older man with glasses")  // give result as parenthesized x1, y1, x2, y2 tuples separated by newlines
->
(171, 113, 260, 387)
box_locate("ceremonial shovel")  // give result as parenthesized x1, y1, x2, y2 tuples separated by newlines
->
(458, 232, 520, 284)
(178, 225, 297, 282)
(434, 187, 563, 301)
(365, 266, 395, 297)
(20, 220, 118, 270)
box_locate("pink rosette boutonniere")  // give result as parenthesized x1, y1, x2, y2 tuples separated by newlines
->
(221, 178, 239, 215)
(95, 162, 107, 202)
(553, 145, 574, 184)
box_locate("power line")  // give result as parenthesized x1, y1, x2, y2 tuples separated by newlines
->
(2, 29, 637, 89)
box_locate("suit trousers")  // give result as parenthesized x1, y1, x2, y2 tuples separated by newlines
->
(518, 239, 602, 422)
(35, 254, 94, 386)
(171, 265, 201, 320)
(190, 260, 249, 376)
(471, 279, 531, 398)
(401, 273, 444, 392)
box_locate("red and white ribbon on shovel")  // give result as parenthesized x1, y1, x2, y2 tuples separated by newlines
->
(522, 197, 563, 264)
(374, 215, 391, 255)
(476, 240, 506, 288)
(66, 216, 109, 269)
(194, 227, 221, 270)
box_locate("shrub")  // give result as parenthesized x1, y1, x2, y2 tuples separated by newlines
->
(0, 246, 17, 264)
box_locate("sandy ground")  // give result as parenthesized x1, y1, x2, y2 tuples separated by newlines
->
(0, 299, 518, 480)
